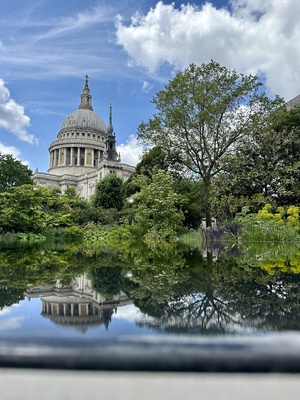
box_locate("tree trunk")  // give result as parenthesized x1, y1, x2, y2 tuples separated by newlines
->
(204, 176, 212, 228)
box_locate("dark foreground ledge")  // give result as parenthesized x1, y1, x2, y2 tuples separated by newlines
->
(1, 333, 300, 372)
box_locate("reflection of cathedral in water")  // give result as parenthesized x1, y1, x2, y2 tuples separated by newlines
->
(25, 275, 131, 333)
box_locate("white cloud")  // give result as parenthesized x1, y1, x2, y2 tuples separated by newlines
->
(0, 4, 129, 82)
(141, 80, 153, 93)
(113, 304, 153, 323)
(115, 0, 300, 99)
(0, 79, 38, 144)
(0, 143, 30, 166)
(117, 135, 144, 166)
(32, 5, 113, 42)
(0, 307, 12, 316)
(0, 143, 21, 158)
(0, 316, 25, 331)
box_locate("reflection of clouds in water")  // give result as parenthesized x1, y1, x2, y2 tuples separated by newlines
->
(113, 304, 152, 323)
(0, 316, 25, 331)
(0, 303, 20, 317)
(0, 308, 12, 316)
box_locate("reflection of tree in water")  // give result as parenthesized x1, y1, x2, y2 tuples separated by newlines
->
(123, 243, 190, 318)
(89, 267, 124, 299)
(132, 253, 300, 335)
(134, 267, 242, 334)
(226, 275, 300, 331)
(2, 240, 300, 335)
(0, 287, 25, 310)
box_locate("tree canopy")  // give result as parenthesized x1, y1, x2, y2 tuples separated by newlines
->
(93, 174, 124, 210)
(138, 61, 283, 225)
(135, 146, 184, 178)
(0, 185, 72, 233)
(131, 169, 184, 241)
(0, 153, 33, 192)
(213, 105, 300, 219)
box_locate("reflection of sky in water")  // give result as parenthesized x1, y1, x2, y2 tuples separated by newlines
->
(0, 298, 155, 339)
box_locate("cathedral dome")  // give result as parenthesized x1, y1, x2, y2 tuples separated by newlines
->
(60, 74, 107, 135)
(60, 108, 107, 133)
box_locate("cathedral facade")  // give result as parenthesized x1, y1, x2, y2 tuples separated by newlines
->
(33, 76, 135, 199)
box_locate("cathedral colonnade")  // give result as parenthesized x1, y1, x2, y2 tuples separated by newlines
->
(49, 147, 104, 168)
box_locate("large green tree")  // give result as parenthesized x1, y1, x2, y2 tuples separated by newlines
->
(0, 153, 33, 192)
(93, 174, 124, 210)
(138, 61, 283, 226)
(124, 146, 205, 228)
(213, 105, 300, 219)
(135, 146, 184, 178)
(131, 169, 184, 240)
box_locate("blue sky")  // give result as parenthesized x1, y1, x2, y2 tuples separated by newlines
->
(1, 0, 300, 172)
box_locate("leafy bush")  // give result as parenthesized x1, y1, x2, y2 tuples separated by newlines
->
(235, 204, 300, 242)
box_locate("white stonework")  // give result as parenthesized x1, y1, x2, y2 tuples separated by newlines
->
(286, 94, 300, 110)
(33, 75, 135, 199)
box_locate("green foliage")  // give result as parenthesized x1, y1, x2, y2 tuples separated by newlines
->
(71, 201, 107, 226)
(123, 146, 183, 199)
(0, 153, 33, 192)
(0, 287, 25, 309)
(135, 146, 184, 179)
(124, 147, 204, 228)
(0, 246, 86, 290)
(175, 179, 205, 228)
(234, 204, 300, 242)
(0, 185, 73, 233)
(89, 267, 124, 299)
(138, 61, 282, 226)
(82, 225, 110, 247)
(213, 105, 300, 219)
(131, 169, 184, 241)
(3, 240, 300, 334)
(64, 187, 77, 199)
(0, 232, 46, 244)
(271, 105, 300, 132)
(93, 174, 124, 210)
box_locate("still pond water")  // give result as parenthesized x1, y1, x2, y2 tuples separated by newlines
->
(1, 240, 300, 371)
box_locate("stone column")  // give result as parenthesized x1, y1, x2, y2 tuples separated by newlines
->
(61, 147, 67, 167)
(85, 148, 93, 166)
(84, 148, 87, 166)
(77, 148, 80, 166)
(70, 147, 73, 166)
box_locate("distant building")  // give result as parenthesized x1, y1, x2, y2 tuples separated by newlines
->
(33, 75, 135, 199)
(286, 94, 300, 111)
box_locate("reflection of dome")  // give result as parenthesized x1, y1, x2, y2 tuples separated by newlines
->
(25, 275, 131, 333)
(41, 297, 114, 333)
(60, 109, 107, 134)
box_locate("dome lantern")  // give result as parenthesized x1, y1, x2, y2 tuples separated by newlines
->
(79, 74, 93, 111)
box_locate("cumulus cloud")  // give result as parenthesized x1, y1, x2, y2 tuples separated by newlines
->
(115, 0, 300, 99)
(0, 143, 30, 166)
(0, 143, 21, 158)
(117, 135, 144, 166)
(0, 316, 25, 331)
(113, 304, 154, 323)
(0, 79, 38, 144)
